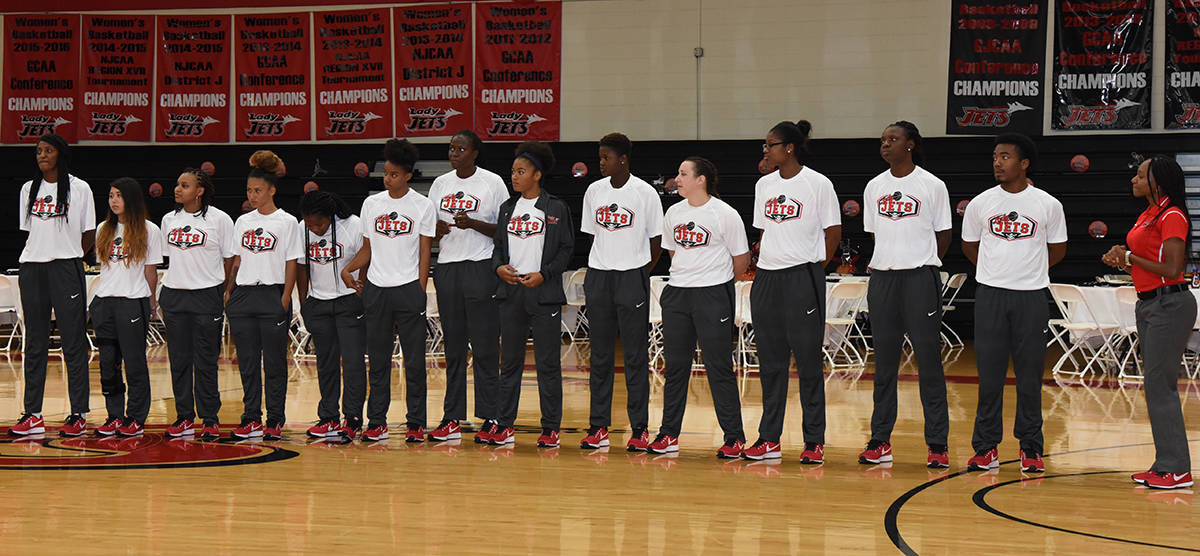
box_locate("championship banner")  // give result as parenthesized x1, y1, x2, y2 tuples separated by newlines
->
(234, 13, 311, 142)
(80, 15, 153, 142)
(155, 15, 232, 142)
(313, 8, 392, 141)
(1052, 1, 1152, 130)
(945, 1, 1046, 136)
(2, 14, 80, 143)
(393, 4, 472, 137)
(1166, 1, 1200, 129)
(474, 2, 561, 141)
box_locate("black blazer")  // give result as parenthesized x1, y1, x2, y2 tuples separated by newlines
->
(492, 192, 575, 305)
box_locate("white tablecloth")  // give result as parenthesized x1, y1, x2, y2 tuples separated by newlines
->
(1072, 286, 1200, 330)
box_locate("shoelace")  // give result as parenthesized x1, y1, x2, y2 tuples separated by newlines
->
(65, 414, 84, 425)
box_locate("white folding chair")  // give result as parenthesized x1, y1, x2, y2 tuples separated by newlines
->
(288, 288, 315, 359)
(425, 281, 444, 359)
(1047, 284, 1123, 377)
(939, 273, 967, 348)
(647, 276, 668, 370)
(0, 277, 23, 352)
(733, 280, 758, 391)
(84, 275, 101, 352)
(824, 281, 869, 368)
(1113, 286, 1143, 380)
(562, 268, 588, 341)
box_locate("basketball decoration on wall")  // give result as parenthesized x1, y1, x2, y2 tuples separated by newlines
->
(571, 162, 588, 178)
(757, 157, 775, 175)
(664, 178, 678, 195)
(841, 199, 860, 217)
(275, 161, 287, 178)
(354, 162, 370, 178)
(304, 181, 319, 193)
(241, 200, 253, 213)
(1070, 154, 1090, 173)
(1088, 220, 1108, 239)
(956, 199, 969, 216)
(148, 182, 163, 198)
(200, 161, 215, 176)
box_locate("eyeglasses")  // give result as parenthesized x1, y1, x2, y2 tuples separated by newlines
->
(762, 141, 785, 151)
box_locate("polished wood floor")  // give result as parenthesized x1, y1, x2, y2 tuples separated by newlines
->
(0, 339, 1196, 554)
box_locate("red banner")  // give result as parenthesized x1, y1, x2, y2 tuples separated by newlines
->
(2, 14, 81, 143)
(80, 15, 153, 142)
(313, 8, 392, 140)
(234, 12, 311, 142)
(155, 15, 231, 142)
(474, 2, 561, 141)
(393, 4, 472, 137)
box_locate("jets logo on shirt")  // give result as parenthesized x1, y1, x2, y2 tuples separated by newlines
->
(988, 211, 1038, 241)
(763, 195, 803, 223)
(876, 191, 921, 220)
(439, 192, 480, 215)
(241, 228, 278, 252)
(108, 237, 127, 262)
(507, 213, 545, 238)
(29, 195, 67, 220)
(307, 239, 344, 264)
(166, 225, 207, 250)
(673, 221, 711, 249)
(594, 203, 635, 231)
(374, 212, 414, 238)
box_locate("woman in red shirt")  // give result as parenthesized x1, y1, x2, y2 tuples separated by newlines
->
(1103, 155, 1195, 490)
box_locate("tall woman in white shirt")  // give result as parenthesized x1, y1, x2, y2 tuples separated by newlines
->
(225, 150, 303, 440)
(91, 177, 162, 437)
(647, 157, 748, 458)
(161, 168, 235, 440)
(9, 133, 96, 438)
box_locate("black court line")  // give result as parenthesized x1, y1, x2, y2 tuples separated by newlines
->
(972, 471, 1200, 553)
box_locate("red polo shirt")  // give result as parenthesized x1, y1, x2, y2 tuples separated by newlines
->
(1126, 196, 1189, 293)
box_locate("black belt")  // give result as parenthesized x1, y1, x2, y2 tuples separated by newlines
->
(1137, 283, 1190, 300)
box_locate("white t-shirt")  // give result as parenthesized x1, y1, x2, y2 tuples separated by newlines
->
(18, 175, 97, 263)
(94, 220, 164, 299)
(360, 189, 437, 287)
(161, 206, 235, 290)
(580, 175, 664, 271)
(428, 167, 508, 263)
(961, 184, 1067, 291)
(752, 167, 840, 270)
(863, 166, 952, 270)
(505, 196, 547, 275)
(299, 215, 362, 300)
(662, 197, 749, 288)
(232, 208, 303, 286)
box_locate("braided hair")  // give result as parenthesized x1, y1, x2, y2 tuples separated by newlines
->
(174, 167, 216, 217)
(888, 120, 926, 167)
(299, 190, 353, 274)
(1145, 156, 1191, 254)
(26, 133, 73, 225)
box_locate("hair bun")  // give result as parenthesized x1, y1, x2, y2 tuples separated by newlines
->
(249, 150, 283, 173)
(794, 120, 812, 136)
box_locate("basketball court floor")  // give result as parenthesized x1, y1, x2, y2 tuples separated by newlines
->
(0, 341, 1195, 554)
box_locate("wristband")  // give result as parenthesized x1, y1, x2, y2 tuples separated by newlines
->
(1124, 250, 1132, 268)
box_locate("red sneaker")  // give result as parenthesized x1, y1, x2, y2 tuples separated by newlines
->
(263, 421, 283, 441)
(537, 429, 560, 448)
(59, 414, 87, 437)
(340, 418, 362, 440)
(306, 419, 342, 438)
(474, 421, 496, 444)
(96, 416, 122, 437)
(927, 446, 950, 469)
(716, 439, 744, 459)
(405, 425, 425, 443)
(858, 439, 893, 464)
(1132, 470, 1155, 485)
(1144, 472, 1193, 489)
(1019, 449, 1044, 473)
(742, 439, 782, 460)
(647, 433, 678, 454)
(580, 426, 609, 449)
(428, 420, 461, 441)
(165, 418, 194, 438)
(489, 426, 515, 445)
(231, 419, 264, 439)
(967, 448, 998, 471)
(8, 414, 45, 436)
(198, 421, 221, 440)
(799, 443, 824, 464)
(116, 419, 144, 437)
(363, 423, 389, 442)
(626, 429, 649, 452)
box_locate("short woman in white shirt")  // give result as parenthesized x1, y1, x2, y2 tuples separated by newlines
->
(9, 133, 97, 438)
(297, 191, 367, 440)
(745, 120, 841, 463)
(91, 177, 162, 437)
(161, 168, 235, 440)
(225, 150, 303, 440)
(647, 157, 748, 458)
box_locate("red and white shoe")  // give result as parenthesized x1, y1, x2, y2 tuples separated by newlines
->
(59, 414, 87, 437)
(580, 426, 609, 449)
(537, 429, 560, 448)
(231, 419, 264, 439)
(647, 433, 678, 454)
(858, 440, 893, 464)
(1132, 470, 1155, 485)
(967, 448, 999, 470)
(116, 419, 144, 437)
(363, 423, 389, 442)
(95, 416, 122, 437)
(307, 419, 342, 438)
(474, 421, 496, 444)
(263, 422, 283, 441)
(428, 420, 461, 441)
(1019, 449, 1044, 473)
(340, 418, 362, 440)
(927, 446, 950, 469)
(742, 439, 782, 460)
(716, 439, 744, 459)
(626, 429, 649, 452)
(800, 443, 824, 464)
(489, 426, 515, 445)
(8, 414, 45, 436)
(165, 418, 194, 438)
(1144, 472, 1193, 489)
(198, 421, 221, 440)
(405, 425, 425, 443)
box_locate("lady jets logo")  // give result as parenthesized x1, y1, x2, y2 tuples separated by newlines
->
(876, 191, 921, 220)
(595, 203, 634, 231)
(507, 213, 544, 238)
(242, 227, 278, 252)
(673, 221, 710, 248)
(439, 191, 480, 215)
(988, 211, 1038, 240)
(167, 225, 207, 250)
(374, 211, 414, 237)
(763, 195, 802, 223)
(307, 239, 343, 264)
